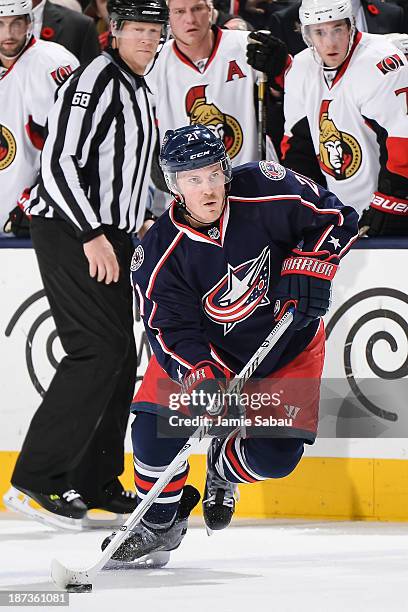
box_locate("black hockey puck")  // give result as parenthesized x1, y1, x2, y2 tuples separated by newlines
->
(66, 583, 92, 593)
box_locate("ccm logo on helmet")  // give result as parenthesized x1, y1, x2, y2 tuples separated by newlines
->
(190, 150, 210, 159)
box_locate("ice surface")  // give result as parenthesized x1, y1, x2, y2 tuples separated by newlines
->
(1, 514, 408, 612)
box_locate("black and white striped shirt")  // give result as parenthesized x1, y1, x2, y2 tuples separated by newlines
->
(27, 49, 155, 238)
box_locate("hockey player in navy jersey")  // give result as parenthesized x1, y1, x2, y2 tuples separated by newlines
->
(102, 124, 358, 565)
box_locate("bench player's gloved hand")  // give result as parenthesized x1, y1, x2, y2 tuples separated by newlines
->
(246, 30, 289, 80)
(3, 189, 31, 238)
(359, 192, 408, 237)
(273, 254, 338, 330)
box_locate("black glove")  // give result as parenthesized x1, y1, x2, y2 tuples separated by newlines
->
(181, 361, 242, 435)
(359, 192, 408, 237)
(182, 361, 228, 420)
(3, 204, 31, 238)
(246, 30, 289, 80)
(274, 274, 332, 330)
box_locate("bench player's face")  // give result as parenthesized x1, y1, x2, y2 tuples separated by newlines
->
(308, 19, 350, 67)
(115, 21, 162, 72)
(168, 0, 212, 46)
(0, 15, 28, 58)
(177, 163, 226, 224)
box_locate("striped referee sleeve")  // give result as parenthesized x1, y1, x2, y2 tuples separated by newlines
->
(35, 56, 115, 234)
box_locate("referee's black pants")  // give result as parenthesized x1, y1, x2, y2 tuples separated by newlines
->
(12, 217, 137, 506)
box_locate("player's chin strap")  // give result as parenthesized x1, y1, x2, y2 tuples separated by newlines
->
(142, 33, 167, 77)
(182, 198, 226, 227)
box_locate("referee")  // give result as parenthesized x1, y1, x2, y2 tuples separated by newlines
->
(9, 0, 169, 524)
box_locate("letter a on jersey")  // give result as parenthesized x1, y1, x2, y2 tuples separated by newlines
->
(226, 60, 246, 82)
(203, 247, 270, 335)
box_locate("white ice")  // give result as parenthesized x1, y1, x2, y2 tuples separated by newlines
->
(1, 514, 408, 612)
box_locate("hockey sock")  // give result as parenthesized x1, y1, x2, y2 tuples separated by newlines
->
(131, 413, 189, 528)
(133, 455, 189, 529)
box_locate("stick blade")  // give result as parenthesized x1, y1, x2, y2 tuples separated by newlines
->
(51, 558, 92, 590)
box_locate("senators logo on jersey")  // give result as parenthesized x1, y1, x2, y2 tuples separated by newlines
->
(376, 54, 404, 75)
(185, 85, 243, 160)
(0, 124, 17, 171)
(50, 64, 74, 86)
(318, 100, 362, 180)
(203, 247, 270, 335)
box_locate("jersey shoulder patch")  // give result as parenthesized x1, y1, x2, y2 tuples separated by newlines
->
(258, 160, 286, 181)
(376, 53, 404, 75)
(50, 65, 74, 85)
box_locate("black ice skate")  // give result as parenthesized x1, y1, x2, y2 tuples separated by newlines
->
(101, 485, 200, 568)
(86, 479, 138, 514)
(83, 481, 138, 530)
(3, 485, 87, 531)
(203, 437, 239, 533)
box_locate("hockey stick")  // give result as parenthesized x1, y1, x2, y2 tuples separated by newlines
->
(51, 308, 294, 591)
(257, 72, 267, 160)
(248, 31, 280, 163)
(248, 31, 268, 160)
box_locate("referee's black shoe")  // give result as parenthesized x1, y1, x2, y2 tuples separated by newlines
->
(87, 479, 137, 514)
(11, 484, 87, 519)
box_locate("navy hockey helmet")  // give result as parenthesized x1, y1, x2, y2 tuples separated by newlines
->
(160, 124, 232, 198)
(108, 0, 168, 24)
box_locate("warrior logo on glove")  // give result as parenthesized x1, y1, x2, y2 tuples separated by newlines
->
(203, 246, 270, 335)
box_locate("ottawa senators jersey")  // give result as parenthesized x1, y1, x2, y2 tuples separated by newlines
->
(132, 162, 358, 383)
(0, 37, 78, 232)
(282, 32, 408, 215)
(146, 26, 259, 167)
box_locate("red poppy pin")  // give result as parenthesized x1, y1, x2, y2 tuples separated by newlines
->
(367, 4, 379, 15)
(41, 26, 55, 39)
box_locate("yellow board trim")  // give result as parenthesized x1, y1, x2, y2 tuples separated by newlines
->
(2, 451, 408, 521)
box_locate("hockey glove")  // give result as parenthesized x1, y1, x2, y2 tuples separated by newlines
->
(246, 31, 289, 81)
(181, 361, 229, 420)
(359, 192, 408, 237)
(3, 188, 31, 238)
(274, 255, 337, 330)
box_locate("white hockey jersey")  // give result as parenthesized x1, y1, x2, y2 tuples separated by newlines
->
(0, 38, 78, 232)
(146, 26, 259, 167)
(283, 32, 408, 215)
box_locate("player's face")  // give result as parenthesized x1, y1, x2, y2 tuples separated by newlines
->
(0, 15, 29, 59)
(168, 0, 212, 47)
(308, 20, 351, 67)
(114, 21, 162, 74)
(177, 163, 226, 224)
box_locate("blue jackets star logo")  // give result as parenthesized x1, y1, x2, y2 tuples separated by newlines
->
(203, 247, 270, 334)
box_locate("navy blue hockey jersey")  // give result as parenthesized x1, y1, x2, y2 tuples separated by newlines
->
(132, 161, 359, 381)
